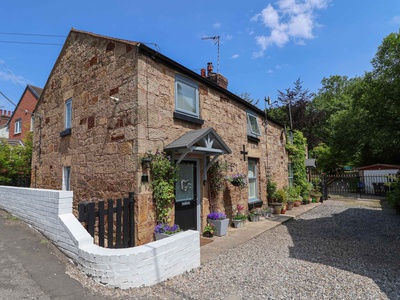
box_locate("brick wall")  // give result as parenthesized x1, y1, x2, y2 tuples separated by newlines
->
(0, 186, 200, 289)
(9, 89, 37, 141)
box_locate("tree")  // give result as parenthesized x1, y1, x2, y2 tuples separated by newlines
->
(268, 78, 325, 148)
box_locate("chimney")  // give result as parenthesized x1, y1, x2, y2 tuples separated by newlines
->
(200, 68, 206, 77)
(0, 110, 2, 115)
(8, 110, 11, 116)
(205, 62, 228, 89)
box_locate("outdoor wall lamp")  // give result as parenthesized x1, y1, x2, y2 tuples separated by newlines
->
(142, 157, 151, 169)
(141, 157, 151, 183)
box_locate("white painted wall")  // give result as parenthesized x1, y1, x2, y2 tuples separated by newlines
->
(0, 126, 9, 138)
(0, 186, 200, 289)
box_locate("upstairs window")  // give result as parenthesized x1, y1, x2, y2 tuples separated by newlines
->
(14, 119, 22, 134)
(65, 98, 72, 129)
(175, 75, 199, 118)
(30, 115, 34, 131)
(247, 112, 261, 136)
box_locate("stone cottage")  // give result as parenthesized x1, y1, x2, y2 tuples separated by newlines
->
(31, 29, 288, 245)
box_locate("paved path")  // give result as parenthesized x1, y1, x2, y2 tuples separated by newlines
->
(0, 210, 112, 300)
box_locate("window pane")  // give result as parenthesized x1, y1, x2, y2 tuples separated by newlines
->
(248, 160, 256, 178)
(247, 113, 261, 135)
(177, 82, 196, 113)
(65, 99, 72, 129)
(249, 179, 256, 198)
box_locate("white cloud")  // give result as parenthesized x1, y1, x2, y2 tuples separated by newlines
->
(251, 0, 329, 57)
(213, 22, 221, 29)
(231, 54, 239, 59)
(391, 16, 400, 25)
(0, 70, 28, 86)
(267, 69, 273, 74)
(225, 34, 233, 40)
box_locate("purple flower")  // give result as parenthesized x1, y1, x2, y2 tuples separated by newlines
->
(154, 223, 181, 234)
(207, 211, 227, 220)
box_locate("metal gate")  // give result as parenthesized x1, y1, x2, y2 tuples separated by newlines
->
(317, 173, 397, 198)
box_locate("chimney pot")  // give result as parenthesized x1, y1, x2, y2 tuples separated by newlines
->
(207, 62, 214, 76)
(201, 68, 206, 77)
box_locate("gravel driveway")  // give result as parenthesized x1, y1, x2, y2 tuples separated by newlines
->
(99, 198, 400, 300)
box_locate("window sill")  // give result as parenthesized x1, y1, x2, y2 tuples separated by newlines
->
(248, 199, 263, 210)
(174, 112, 204, 125)
(60, 128, 72, 137)
(247, 135, 260, 143)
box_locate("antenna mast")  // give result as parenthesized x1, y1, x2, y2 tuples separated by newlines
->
(201, 36, 220, 74)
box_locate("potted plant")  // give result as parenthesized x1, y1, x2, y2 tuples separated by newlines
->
(227, 173, 247, 189)
(203, 223, 216, 238)
(154, 223, 182, 240)
(249, 208, 261, 222)
(281, 203, 287, 214)
(232, 204, 247, 228)
(207, 211, 230, 236)
(262, 206, 272, 218)
(271, 188, 286, 214)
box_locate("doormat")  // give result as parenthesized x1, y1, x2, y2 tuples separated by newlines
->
(200, 236, 214, 247)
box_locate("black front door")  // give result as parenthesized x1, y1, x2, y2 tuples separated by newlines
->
(175, 161, 197, 230)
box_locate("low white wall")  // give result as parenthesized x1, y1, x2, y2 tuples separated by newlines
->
(0, 186, 200, 289)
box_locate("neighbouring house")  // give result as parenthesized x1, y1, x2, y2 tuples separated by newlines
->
(0, 109, 12, 138)
(357, 163, 400, 194)
(31, 29, 289, 245)
(7, 84, 42, 144)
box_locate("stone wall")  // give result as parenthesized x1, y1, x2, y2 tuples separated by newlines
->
(31, 31, 140, 211)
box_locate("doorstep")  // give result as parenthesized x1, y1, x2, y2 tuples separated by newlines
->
(200, 202, 321, 264)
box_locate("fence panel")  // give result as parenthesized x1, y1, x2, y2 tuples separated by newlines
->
(78, 192, 135, 248)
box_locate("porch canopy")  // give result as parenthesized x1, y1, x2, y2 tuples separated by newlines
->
(164, 127, 231, 181)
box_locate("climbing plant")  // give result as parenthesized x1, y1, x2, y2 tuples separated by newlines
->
(207, 160, 230, 211)
(142, 151, 178, 224)
(285, 130, 309, 197)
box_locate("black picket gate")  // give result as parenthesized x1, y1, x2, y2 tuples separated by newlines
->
(78, 192, 135, 248)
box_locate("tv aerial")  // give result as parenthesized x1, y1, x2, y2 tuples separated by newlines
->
(201, 35, 220, 74)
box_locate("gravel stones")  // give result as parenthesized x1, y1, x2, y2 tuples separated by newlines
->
(87, 198, 400, 299)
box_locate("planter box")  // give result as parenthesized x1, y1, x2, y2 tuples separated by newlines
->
(232, 219, 243, 228)
(207, 218, 230, 236)
(154, 231, 181, 240)
(249, 215, 260, 222)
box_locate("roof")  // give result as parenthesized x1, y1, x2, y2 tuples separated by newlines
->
(357, 164, 400, 171)
(39, 28, 284, 128)
(165, 127, 231, 154)
(7, 84, 42, 126)
(305, 158, 317, 168)
(0, 138, 23, 147)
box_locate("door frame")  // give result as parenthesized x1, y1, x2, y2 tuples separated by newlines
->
(176, 158, 201, 231)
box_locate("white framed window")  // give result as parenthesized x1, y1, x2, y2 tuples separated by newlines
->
(175, 74, 199, 118)
(65, 98, 72, 129)
(247, 112, 261, 136)
(63, 166, 71, 191)
(288, 163, 294, 187)
(30, 115, 34, 131)
(15, 119, 22, 134)
(248, 159, 259, 203)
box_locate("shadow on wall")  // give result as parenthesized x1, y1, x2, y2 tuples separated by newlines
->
(284, 204, 400, 299)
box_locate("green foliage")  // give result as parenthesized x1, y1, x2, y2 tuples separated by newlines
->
(386, 176, 400, 208)
(267, 177, 277, 202)
(143, 151, 177, 224)
(207, 160, 229, 193)
(0, 133, 32, 186)
(273, 188, 287, 203)
(286, 130, 309, 196)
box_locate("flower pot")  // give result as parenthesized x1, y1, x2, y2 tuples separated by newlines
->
(293, 201, 300, 207)
(207, 218, 230, 236)
(272, 203, 282, 214)
(233, 219, 243, 228)
(231, 181, 241, 186)
(203, 232, 213, 238)
(249, 215, 259, 222)
(154, 232, 172, 240)
(287, 202, 293, 210)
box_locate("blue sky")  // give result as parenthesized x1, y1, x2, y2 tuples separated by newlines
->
(1, 0, 399, 112)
